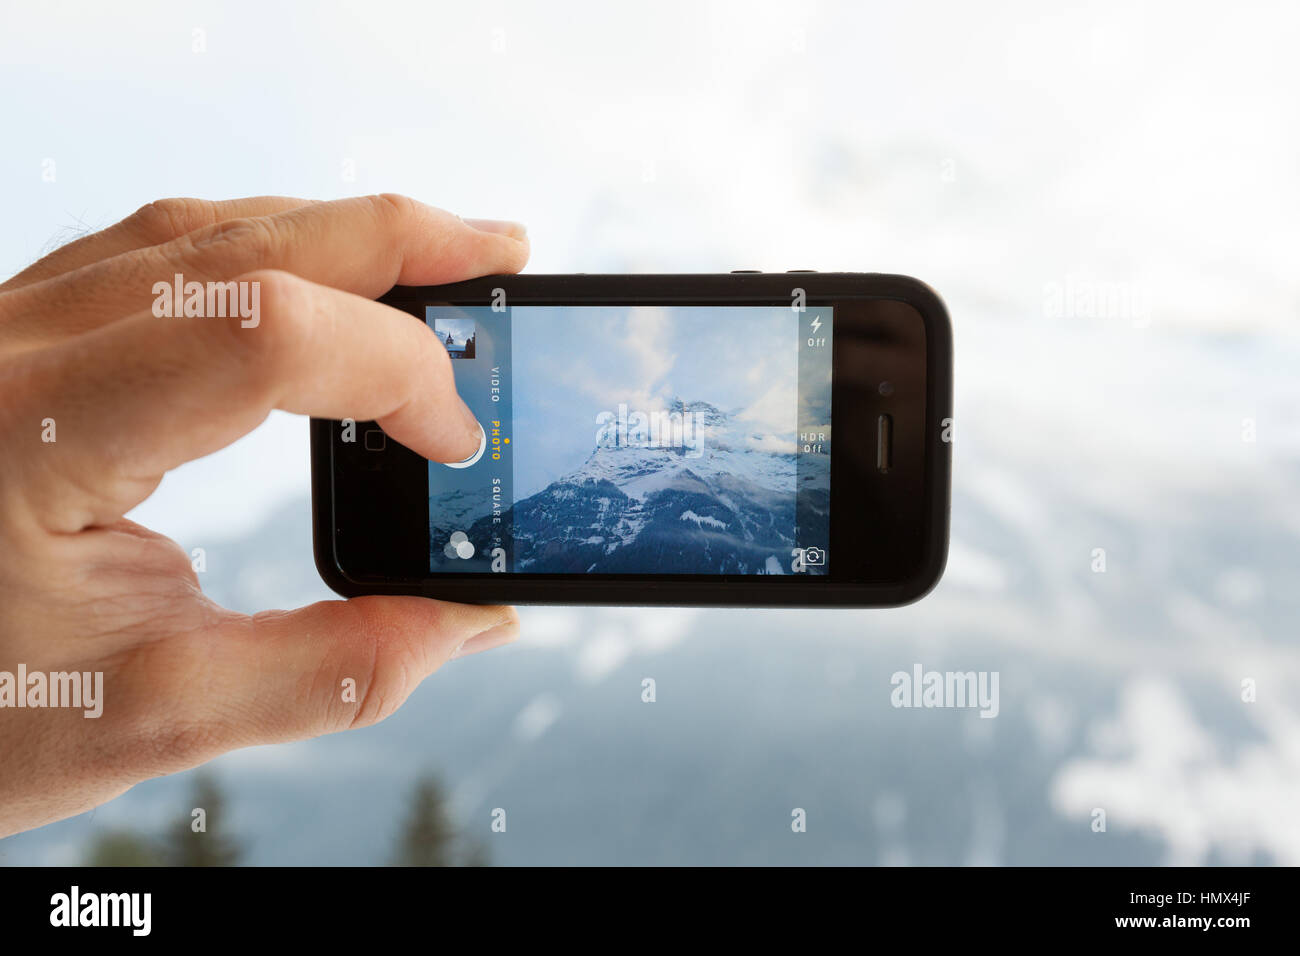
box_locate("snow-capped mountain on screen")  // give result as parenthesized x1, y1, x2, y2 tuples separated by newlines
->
(451, 399, 818, 574)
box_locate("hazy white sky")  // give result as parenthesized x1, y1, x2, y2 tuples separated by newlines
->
(1, 0, 1296, 542)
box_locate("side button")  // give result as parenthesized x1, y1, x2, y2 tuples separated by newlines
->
(876, 415, 893, 473)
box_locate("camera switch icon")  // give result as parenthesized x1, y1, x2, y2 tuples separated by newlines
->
(790, 546, 826, 573)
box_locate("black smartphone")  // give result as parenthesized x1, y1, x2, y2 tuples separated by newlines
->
(311, 272, 952, 607)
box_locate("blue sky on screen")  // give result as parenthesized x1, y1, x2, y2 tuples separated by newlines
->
(510, 305, 798, 498)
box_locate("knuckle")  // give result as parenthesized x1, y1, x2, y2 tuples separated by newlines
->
(348, 652, 412, 730)
(325, 607, 427, 733)
(369, 192, 418, 224)
(179, 215, 280, 272)
(152, 535, 203, 582)
(125, 197, 212, 244)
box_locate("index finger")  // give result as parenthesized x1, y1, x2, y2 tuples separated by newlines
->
(0, 196, 315, 294)
(10, 271, 488, 533)
(0, 195, 529, 347)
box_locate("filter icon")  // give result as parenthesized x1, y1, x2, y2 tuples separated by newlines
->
(443, 531, 475, 560)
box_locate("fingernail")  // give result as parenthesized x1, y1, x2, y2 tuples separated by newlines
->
(463, 217, 527, 240)
(451, 622, 518, 660)
(444, 397, 485, 464)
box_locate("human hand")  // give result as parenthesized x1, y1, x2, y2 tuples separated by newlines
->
(0, 195, 527, 837)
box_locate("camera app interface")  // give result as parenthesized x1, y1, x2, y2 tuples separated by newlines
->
(425, 305, 832, 576)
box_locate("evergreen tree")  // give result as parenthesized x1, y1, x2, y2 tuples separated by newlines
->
(460, 837, 491, 867)
(162, 771, 242, 866)
(85, 830, 162, 867)
(391, 774, 486, 866)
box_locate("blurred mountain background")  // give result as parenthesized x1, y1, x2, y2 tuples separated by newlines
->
(1, 0, 1297, 865)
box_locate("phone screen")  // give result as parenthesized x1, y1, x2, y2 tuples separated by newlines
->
(424, 305, 833, 576)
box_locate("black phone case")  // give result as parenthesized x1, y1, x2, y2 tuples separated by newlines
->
(311, 272, 952, 608)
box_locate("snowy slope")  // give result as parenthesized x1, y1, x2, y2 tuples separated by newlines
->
(466, 400, 802, 574)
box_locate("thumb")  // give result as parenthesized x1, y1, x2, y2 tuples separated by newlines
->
(188, 597, 518, 751)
